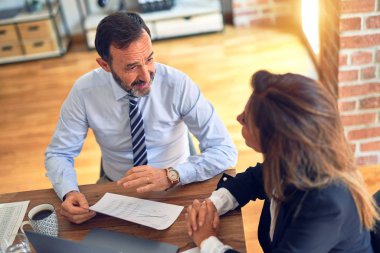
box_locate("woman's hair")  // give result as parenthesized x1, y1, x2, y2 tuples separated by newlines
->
(247, 70, 379, 229)
(95, 11, 151, 63)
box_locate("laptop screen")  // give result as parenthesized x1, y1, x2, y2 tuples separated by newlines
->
(25, 231, 118, 253)
(82, 228, 178, 253)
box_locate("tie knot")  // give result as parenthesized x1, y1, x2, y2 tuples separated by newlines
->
(129, 98, 139, 107)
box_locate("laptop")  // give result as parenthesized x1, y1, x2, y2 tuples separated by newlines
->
(81, 228, 179, 253)
(26, 229, 179, 253)
(25, 231, 118, 253)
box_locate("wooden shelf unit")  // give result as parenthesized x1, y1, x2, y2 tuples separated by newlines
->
(0, 0, 70, 65)
(77, 0, 224, 49)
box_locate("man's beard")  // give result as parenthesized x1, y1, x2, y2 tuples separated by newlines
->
(111, 70, 155, 97)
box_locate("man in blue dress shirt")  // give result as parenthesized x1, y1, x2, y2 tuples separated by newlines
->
(44, 12, 237, 224)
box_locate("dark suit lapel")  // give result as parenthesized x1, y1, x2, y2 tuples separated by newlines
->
(271, 203, 286, 246)
(271, 190, 308, 247)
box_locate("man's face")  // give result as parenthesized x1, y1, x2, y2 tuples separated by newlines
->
(99, 30, 156, 97)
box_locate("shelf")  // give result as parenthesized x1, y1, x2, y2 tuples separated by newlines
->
(141, 0, 221, 21)
(84, 1, 221, 29)
(0, 36, 69, 64)
(0, 1, 70, 65)
(81, 0, 224, 48)
(0, 3, 59, 25)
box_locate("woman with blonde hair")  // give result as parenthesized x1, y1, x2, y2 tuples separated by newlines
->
(186, 70, 379, 252)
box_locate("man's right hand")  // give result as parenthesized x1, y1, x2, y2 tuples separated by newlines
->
(60, 191, 96, 224)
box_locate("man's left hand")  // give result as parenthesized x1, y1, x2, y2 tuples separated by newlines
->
(117, 165, 171, 193)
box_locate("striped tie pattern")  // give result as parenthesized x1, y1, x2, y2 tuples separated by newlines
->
(129, 98, 148, 166)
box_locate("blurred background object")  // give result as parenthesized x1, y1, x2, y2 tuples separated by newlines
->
(26, 0, 44, 13)
(0, 0, 25, 19)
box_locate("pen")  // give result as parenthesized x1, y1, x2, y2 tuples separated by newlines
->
(75, 205, 91, 212)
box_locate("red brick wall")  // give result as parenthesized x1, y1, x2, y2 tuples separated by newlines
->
(234, 0, 380, 166)
(319, 0, 341, 96)
(232, 0, 296, 26)
(338, 0, 380, 166)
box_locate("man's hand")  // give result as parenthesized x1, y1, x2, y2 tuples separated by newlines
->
(60, 191, 96, 224)
(186, 199, 220, 247)
(117, 165, 171, 193)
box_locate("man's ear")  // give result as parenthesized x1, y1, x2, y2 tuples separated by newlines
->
(96, 58, 112, 72)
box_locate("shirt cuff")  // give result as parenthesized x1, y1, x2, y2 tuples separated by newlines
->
(200, 236, 233, 253)
(174, 162, 196, 185)
(59, 183, 80, 201)
(209, 188, 239, 216)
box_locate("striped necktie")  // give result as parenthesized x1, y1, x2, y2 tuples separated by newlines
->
(129, 98, 148, 166)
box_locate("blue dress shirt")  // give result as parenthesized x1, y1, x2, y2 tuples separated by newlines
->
(45, 63, 237, 199)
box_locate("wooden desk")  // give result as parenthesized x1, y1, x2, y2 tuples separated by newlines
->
(0, 170, 246, 252)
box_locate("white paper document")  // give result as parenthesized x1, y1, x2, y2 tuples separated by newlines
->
(90, 193, 184, 230)
(0, 201, 30, 249)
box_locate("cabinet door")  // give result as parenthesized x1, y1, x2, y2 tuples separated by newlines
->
(18, 20, 55, 40)
(0, 42, 22, 58)
(154, 13, 224, 39)
(23, 39, 57, 55)
(0, 24, 18, 42)
(0, 24, 22, 58)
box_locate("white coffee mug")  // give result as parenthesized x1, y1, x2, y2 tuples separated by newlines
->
(21, 204, 58, 237)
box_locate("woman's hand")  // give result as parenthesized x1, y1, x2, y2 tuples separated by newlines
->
(185, 199, 220, 247)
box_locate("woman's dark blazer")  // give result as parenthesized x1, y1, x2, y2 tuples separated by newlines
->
(218, 163, 373, 253)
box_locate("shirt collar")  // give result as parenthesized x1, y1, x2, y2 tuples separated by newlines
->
(109, 74, 129, 101)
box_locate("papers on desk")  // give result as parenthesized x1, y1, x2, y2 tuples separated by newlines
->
(90, 193, 183, 230)
(0, 201, 30, 249)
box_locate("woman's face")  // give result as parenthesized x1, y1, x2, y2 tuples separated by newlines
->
(237, 101, 262, 153)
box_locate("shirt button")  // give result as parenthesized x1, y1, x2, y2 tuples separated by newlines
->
(223, 177, 227, 182)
